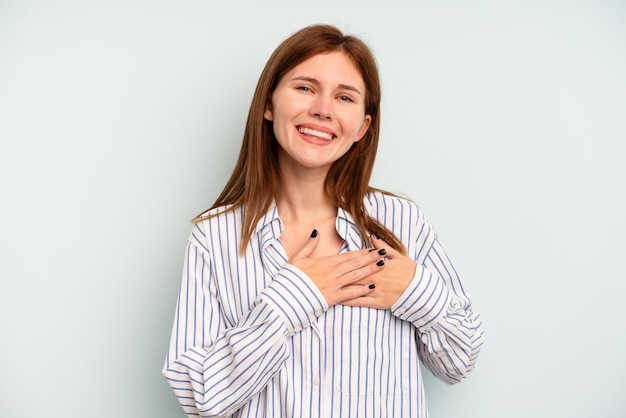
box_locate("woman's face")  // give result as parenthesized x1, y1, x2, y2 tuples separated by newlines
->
(264, 51, 371, 175)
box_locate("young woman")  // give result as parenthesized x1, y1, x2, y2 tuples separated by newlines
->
(163, 24, 484, 418)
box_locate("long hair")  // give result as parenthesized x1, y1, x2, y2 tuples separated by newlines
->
(196, 24, 405, 254)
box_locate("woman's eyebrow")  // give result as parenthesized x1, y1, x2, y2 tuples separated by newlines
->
(291, 76, 363, 96)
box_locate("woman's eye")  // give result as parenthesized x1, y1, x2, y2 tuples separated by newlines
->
(297, 86, 311, 92)
(338, 95, 354, 102)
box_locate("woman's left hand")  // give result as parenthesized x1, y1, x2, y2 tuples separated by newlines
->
(341, 235, 417, 310)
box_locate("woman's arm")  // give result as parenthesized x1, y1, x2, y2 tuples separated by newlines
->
(162, 235, 326, 418)
(391, 213, 485, 385)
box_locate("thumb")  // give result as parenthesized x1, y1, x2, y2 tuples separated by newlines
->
(290, 229, 320, 262)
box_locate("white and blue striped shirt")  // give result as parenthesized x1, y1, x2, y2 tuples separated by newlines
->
(163, 192, 484, 417)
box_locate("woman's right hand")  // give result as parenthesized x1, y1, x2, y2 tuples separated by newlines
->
(288, 230, 386, 306)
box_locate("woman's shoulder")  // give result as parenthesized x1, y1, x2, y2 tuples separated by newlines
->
(194, 204, 239, 222)
(188, 204, 243, 249)
(365, 189, 423, 217)
(365, 190, 436, 255)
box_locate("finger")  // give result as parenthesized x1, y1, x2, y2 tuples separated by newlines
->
(341, 296, 375, 308)
(335, 255, 385, 286)
(335, 283, 376, 304)
(320, 247, 380, 268)
(370, 233, 384, 250)
(340, 286, 384, 308)
(371, 233, 400, 259)
(289, 229, 320, 262)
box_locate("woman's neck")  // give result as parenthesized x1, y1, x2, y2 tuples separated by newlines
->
(275, 150, 337, 221)
(276, 172, 336, 226)
(276, 170, 344, 258)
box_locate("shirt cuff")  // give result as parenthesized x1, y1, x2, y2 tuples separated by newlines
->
(259, 264, 328, 335)
(391, 266, 451, 330)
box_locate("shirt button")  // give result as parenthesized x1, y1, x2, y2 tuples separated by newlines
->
(416, 319, 425, 327)
(396, 307, 406, 315)
(315, 310, 323, 317)
(294, 325, 302, 332)
(313, 376, 320, 386)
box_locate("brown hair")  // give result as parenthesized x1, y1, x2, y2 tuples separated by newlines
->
(196, 24, 405, 254)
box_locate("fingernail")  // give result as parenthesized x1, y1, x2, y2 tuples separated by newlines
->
(368, 248, 376, 252)
(373, 232, 381, 239)
(310, 229, 318, 238)
(368, 283, 376, 289)
(378, 248, 386, 256)
(376, 259, 385, 267)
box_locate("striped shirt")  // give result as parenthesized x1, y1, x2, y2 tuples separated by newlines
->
(163, 191, 484, 417)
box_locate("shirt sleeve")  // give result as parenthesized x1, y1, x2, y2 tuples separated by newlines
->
(162, 237, 327, 418)
(390, 208, 485, 385)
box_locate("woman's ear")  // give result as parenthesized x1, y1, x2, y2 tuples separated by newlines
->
(263, 103, 273, 121)
(355, 114, 372, 141)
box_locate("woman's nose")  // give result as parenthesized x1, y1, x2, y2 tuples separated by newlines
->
(310, 94, 333, 120)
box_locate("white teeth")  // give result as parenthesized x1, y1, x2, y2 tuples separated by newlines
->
(299, 127, 334, 141)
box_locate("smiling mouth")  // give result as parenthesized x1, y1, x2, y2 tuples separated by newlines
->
(298, 126, 335, 141)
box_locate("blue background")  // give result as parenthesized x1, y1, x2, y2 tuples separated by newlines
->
(1, 1, 624, 416)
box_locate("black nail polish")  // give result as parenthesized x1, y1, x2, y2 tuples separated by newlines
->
(373, 232, 381, 240)
(369, 283, 376, 290)
(376, 259, 385, 267)
(310, 229, 318, 238)
(378, 248, 386, 256)
(368, 248, 376, 252)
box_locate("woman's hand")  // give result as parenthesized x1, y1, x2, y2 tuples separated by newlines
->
(341, 235, 416, 310)
(289, 230, 386, 307)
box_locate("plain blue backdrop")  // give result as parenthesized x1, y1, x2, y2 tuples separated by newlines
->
(1, 1, 625, 416)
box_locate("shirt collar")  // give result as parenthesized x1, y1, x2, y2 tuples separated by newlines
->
(336, 204, 371, 251)
(255, 201, 283, 246)
(254, 196, 374, 250)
